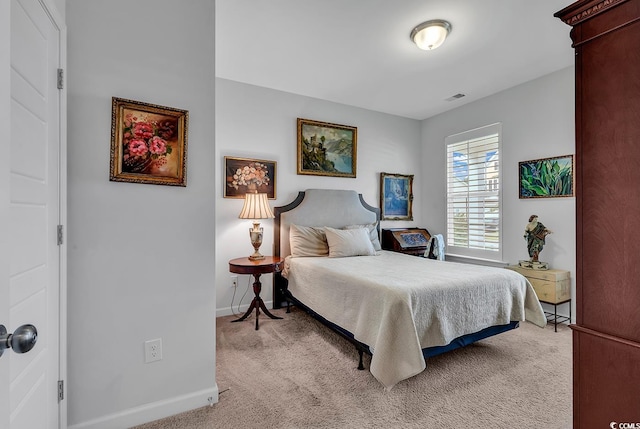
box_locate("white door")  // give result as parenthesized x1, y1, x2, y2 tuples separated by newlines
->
(0, 0, 62, 428)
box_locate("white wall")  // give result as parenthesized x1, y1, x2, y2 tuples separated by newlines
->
(216, 70, 576, 320)
(67, 1, 216, 428)
(215, 78, 422, 315)
(421, 66, 576, 320)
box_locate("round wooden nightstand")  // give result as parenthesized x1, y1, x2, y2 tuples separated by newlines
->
(228, 256, 284, 330)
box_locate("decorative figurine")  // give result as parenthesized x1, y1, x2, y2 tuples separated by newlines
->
(520, 214, 552, 270)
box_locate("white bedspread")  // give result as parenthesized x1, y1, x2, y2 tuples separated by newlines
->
(283, 251, 546, 389)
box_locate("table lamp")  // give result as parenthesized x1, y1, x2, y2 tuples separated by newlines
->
(238, 191, 274, 260)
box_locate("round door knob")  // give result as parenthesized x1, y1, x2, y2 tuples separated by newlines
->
(0, 324, 38, 357)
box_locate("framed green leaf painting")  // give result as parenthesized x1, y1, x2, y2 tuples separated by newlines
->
(519, 154, 574, 198)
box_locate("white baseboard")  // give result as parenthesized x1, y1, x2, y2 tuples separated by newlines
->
(68, 386, 219, 429)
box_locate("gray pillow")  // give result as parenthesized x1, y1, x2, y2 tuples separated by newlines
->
(325, 227, 376, 258)
(342, 222, 381, 251)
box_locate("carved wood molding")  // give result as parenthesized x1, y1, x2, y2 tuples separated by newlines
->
(556, 0, 628, 26)
(571, 325, 640, 350)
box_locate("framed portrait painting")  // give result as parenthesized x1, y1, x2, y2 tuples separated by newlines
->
(380, 172, 414, 221)
(297, 118, 357, 178)
(519, 154, 574, 198)
(224, 156, 277, 199)
(110, 97, 188, 186)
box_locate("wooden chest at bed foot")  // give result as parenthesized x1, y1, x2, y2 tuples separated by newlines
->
(506, 266, 571, 304)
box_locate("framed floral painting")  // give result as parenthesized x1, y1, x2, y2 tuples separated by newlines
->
(224, 156, 277, 199)
(110, 97, 188, 186)
(297, 118, 357, 178)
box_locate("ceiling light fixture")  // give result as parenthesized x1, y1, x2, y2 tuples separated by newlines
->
(410, 19, 452, 51)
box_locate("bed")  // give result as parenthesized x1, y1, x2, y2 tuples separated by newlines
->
(273, 189, 547, 389)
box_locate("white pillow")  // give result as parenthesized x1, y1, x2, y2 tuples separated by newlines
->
(343, 223, 381, 251)
(324, 227, 376, 258)
(289, 224, 329, 257)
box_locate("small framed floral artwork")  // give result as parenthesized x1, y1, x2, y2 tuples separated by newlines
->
(297, 118, 357, 178)
(110, 97, 188, 186)
(224, 156, 277, 199)
(380, 172, 414, 221)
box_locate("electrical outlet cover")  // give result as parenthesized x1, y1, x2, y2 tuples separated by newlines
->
(144, 338, 163, 363)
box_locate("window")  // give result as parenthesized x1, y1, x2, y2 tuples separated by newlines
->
(446, 123, 502, 261)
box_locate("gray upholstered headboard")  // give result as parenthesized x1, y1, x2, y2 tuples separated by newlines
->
(274, 189, 380, 259)
(272, 189, 380, 308)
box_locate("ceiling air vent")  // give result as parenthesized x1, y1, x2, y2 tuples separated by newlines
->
(445, 93, 466, 101)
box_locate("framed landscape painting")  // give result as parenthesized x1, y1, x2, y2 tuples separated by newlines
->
(224, 156, 277, 199)
(297, 118, 357, 178)
(110, 97, 188, 186)
(380, 172, 414, 220)
(519, 154, 574, 199)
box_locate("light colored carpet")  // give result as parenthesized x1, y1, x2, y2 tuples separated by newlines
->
(134, 307, 572, 429)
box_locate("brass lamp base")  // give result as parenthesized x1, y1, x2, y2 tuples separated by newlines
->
(248, 224, 264, 260)
(248, 252, 265, 261)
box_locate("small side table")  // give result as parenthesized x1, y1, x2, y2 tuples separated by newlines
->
(229, 256, 284, 330)
(506, 265, 572, 332)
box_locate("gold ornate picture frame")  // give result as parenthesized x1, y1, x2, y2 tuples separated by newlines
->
(110, 97, 188, 186)
(380, 172, 414, 220)
(297, 118, 357, 178)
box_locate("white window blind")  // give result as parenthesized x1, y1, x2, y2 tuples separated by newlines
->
(446, 123, 502, 261)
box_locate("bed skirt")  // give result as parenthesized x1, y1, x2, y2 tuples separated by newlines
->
(286, 292, 519, 364)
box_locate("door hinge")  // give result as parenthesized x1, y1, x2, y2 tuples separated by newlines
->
(57, 225, 64, 245)
(57, 68, 64, 89)
(58, 380, 64, 401)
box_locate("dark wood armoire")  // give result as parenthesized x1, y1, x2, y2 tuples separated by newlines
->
(555, 1, 640, 427)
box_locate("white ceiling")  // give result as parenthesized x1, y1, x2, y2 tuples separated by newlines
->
(215, 0, 575, 120)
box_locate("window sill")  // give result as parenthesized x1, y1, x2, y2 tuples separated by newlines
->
(444, 253, 509, 268)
